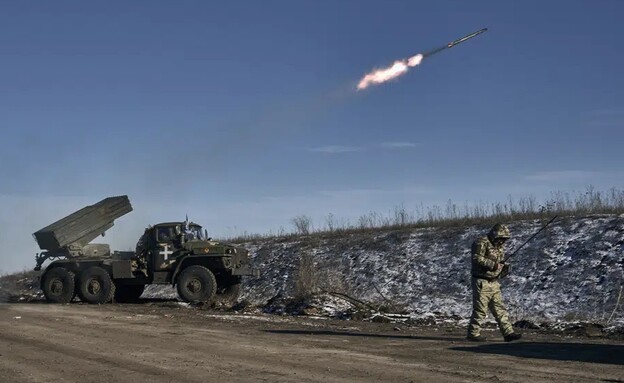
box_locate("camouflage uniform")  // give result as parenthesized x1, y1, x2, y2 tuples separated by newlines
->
(467, 224, 518, 341)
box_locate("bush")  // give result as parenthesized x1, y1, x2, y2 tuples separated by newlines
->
(294, 251, 318, 300)
(291, 215, 312, 236)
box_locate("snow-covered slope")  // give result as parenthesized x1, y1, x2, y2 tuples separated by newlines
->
(238, 215, 624, 325)
(5, 215, 622, 327)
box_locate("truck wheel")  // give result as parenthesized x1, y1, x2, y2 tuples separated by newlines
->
(114, 284, 145, 303)
(176, 265, 217, 303)
(77, 266, 115, 304)
(216, 283, 241, 305)
(42, 268, 75, 304)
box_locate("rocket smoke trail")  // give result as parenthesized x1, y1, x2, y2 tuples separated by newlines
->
(356, 28, 488, 91)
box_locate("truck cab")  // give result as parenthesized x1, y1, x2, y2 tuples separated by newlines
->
(134, 221, 256, 303)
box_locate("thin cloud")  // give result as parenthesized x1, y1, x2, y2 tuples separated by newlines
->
(318, 186, 433, 198)
(381, 142, 419, 149)
(308, 145, 363, 154)
(590, 120, 624, 128)
(525, 171, 606, 182)
(590, 108, 624, 116)
(585, 108, 624, 128)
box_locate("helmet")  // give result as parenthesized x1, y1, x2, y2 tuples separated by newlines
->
(489, 223, 510, 240)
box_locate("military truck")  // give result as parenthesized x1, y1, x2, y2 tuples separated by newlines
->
(33, 195, 258, 304)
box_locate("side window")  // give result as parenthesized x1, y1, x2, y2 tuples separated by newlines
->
(157, 227, 174, 242)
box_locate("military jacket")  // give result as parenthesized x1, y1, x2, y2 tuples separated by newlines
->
(471, 236, 504, 279)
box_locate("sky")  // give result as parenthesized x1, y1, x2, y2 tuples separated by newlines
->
(1, 0, 623, 272)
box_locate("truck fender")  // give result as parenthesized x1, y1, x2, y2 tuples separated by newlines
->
(171, 255, 192, 285)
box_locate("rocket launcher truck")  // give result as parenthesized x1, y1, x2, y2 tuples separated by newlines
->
(33, 195, 258, 304)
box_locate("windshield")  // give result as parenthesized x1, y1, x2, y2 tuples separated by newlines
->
(184, 225, 204, 241)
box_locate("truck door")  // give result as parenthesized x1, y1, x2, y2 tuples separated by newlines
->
(152, 226, 178, 271)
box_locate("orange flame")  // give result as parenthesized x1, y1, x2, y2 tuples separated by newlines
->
(357, 54, 424, 90)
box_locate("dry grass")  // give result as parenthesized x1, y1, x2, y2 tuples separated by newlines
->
(293, 250, 318, 300)
(224, 186, 624, 243)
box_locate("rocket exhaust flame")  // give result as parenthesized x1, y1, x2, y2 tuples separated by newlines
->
(356, 28, 487, 91)
(357, 54, 423, 90)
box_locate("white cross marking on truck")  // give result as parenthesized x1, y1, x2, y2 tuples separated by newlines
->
(159, 244, 173, 260)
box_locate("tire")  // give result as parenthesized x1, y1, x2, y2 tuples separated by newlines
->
(77, 266, 115, 304)
(176, 265, 217, 303)
(216, 283, 241, 305)
(42, 267, 75, 304)
(114, 284, 145, 303)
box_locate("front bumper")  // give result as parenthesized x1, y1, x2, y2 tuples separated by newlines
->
(231, 265, 260, 277)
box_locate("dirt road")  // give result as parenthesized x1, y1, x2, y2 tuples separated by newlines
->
(0, 302, 622, 382)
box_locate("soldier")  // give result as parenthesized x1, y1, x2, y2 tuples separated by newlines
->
(467, 223, 522, 342)
(183, 218, 197, 241)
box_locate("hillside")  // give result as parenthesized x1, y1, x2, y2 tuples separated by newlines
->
(2, 214, 623, 329)
(235, 214, 624, 326)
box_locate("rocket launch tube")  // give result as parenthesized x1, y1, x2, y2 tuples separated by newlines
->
(422, 28, 487, 58)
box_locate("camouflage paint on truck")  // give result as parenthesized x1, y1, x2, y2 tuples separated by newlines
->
(34, 196, 259, 305)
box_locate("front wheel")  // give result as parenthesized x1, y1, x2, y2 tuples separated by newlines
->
(176, 265, 217, 303)
(216, 283, 241, 305)
(42, 267, 75, 304)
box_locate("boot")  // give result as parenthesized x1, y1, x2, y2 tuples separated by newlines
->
(467, 334, 487, 342)
(504, 333, 522, 342)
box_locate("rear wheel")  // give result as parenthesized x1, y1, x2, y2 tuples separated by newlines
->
(176, 265, 217, 303)
(77, 266, 115, 304)
(42, 267, 75, 304)
(114, 284, 145, 303)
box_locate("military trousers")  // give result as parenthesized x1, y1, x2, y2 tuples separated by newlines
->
(467, 277, 514, 337)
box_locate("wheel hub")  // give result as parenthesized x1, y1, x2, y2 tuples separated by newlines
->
(187, 279, 202, 294)
(50, 279, 63, 295)
(87, 279, 102, 295)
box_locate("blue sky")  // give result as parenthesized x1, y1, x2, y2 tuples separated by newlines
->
(1, 1, 623, 272)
